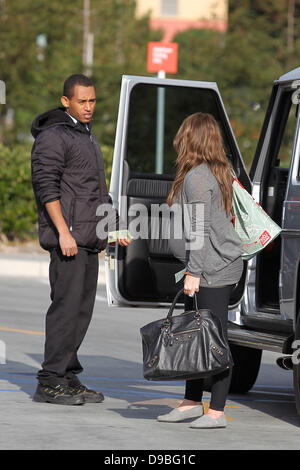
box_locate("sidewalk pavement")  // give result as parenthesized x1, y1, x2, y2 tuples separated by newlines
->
(0, 251, 106, 284)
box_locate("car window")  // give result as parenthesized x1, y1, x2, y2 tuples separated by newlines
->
(126, 83, 237, 174)
(269, 89, 298, 170)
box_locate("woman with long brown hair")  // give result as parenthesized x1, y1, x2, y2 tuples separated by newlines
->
(157, 112, 243, 428)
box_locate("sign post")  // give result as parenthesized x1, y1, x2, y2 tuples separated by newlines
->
(0, 81, 6, 105)
(155, 70, 166, 174)
(147, 42, 178, 174)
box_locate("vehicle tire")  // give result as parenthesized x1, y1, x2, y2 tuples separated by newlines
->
(229, 344, 262, 393)
(202, 344, 262, 394)
(293, 314, 300, 416)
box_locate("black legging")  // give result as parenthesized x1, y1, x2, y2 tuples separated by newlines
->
(184, 284, 234, 412)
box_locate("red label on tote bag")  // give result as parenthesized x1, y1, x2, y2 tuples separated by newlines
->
(259, 230, 271, 246)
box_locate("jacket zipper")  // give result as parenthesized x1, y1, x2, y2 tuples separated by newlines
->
(89, 133, 103, 202)
(69, 198, 75, 232)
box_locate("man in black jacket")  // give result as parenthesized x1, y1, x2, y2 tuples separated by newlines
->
(31, 74, 130, 405)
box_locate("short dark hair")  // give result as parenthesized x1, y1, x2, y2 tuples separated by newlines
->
(63, 74, 95, 99)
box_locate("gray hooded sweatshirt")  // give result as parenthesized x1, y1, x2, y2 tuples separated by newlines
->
(169, 163, 243, 287)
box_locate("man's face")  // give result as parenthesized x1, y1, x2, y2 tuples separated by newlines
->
(61, 85, 96, 123)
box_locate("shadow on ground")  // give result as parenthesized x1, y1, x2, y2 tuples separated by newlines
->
(0, 354, 300, 427)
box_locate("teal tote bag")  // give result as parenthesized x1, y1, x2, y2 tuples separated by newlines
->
(232, 175, 282, 261)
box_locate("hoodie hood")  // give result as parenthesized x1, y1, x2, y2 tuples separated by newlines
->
(31, 107, 91, 138)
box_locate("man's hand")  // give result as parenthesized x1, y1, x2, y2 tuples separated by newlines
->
(59, 231, 78, 257)
(45, 200, 78, 257)
(184, 274, 200, 297)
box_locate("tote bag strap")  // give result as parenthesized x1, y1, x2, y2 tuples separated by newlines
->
(166, 288, 199, 321)
(230, 167, 237, 221)
(230, 167, 238, 180)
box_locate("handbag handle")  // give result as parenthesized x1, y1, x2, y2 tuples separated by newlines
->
(166, 288, 199, 321)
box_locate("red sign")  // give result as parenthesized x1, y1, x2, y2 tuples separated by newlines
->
(147, 42, 178, 74)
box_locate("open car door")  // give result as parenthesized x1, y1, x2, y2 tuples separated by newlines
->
(105, 75, 251, 310)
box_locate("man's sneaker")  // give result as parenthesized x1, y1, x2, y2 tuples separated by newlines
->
(33, 383, 85, 405)
(69, 383, 104, 403)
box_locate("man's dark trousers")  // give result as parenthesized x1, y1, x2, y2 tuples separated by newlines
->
(37, 246, 99, 387)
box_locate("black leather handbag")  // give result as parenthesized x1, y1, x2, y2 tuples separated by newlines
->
(140, 288, 234, 381)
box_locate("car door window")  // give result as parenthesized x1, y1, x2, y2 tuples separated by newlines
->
(263, 88, 298, 221)
(126, 83, 238, 174)
(269, 88, 298, 169)
(257, 87, 299, 311)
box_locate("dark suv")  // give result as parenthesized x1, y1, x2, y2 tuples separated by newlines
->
(105, 68, 300, 415)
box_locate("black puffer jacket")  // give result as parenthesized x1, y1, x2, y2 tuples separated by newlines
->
(31, 107, 117, 253)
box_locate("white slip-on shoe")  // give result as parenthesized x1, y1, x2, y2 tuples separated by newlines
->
(189, 414, 227, 429)
(157, 405, 204, 423)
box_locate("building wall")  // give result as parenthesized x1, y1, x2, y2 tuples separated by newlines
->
(136, 0, 228, 41)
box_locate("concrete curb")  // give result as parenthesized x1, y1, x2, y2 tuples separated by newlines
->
(0, 253, 106, 284)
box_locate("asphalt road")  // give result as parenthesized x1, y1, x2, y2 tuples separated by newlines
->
(0, 276, 299, 451)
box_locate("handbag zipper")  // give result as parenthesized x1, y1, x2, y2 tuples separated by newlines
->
(169, 327, 200, 336)
(164, 328, 200, 346)
(168, 329, 225, 355)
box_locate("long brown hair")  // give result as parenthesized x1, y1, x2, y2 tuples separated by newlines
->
(167, 112, 233, 214)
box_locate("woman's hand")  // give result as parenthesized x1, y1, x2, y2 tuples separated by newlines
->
(117, 236, 131, 247)
(184, 274, 200, 297)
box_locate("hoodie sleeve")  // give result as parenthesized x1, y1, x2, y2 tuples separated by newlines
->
(31, 128, 66, 205)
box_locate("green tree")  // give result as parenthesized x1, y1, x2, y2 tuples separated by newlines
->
(0, 143, 36, 240)
(0, 0, 159, 147)
(0, 0, 160, 240)
(0, 0, 83, 143)
(89, 0, 160, 145)
(173, 1, 300, 168)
